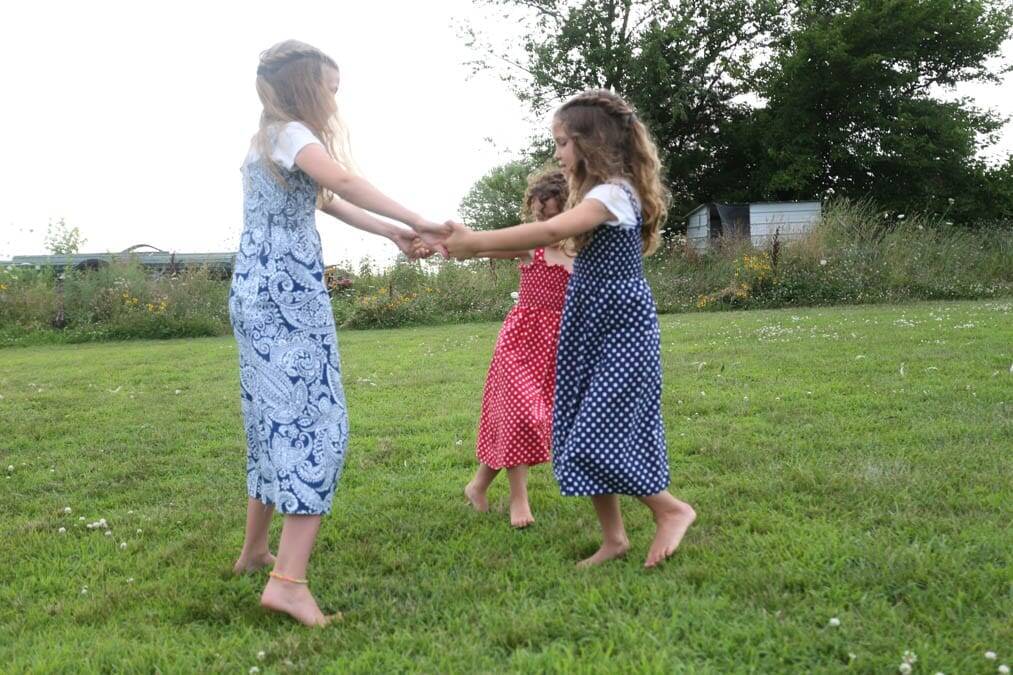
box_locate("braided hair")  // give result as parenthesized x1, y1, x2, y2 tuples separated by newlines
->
(252, 40, 353, 200)
(554, 89, 669, 255)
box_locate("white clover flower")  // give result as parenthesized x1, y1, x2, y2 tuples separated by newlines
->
(127, 578, 134, 583)
(987, 652, 998, 661)
(6, 465, 12, 473)
(510, 291, 519, 303)
(899, 663, 912, 674)
(64, 507, 72, 514)
(136, 529, 143, 534)
(820, 259, 828, 266)
(454, 440, 462, 446)
(119, 542, 127, 550)
(81, 587, 88, 595)
(828, 617, 841, 627)
(174, 389, 182, 395)
(903, 650, 917, 664)
(250, 668, 260, 675)
(79, 516, 85, 521)
(998, 665, 1009, 675)
(105, 531, 113, 537)
(948, 197, 955, 205)
(58, 527, 66, 534)
(898, 214, 906, 220)
(257, 651, 266, 661)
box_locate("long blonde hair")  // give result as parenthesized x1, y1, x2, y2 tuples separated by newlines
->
(253, 40, 353, 200)
(555, 90, 669, 255)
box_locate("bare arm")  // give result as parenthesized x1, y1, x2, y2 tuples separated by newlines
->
(295, 144, 447, 241)
(446, 200, 611, 258)
(322, 198, 429, 259)
(473, 249, 533, 261)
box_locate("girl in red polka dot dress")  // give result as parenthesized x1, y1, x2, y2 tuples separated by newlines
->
(465, 169, 572, 528)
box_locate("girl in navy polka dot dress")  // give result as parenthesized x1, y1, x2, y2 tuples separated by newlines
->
(465, 169, 572, 528)
(446, 90, 696, 568)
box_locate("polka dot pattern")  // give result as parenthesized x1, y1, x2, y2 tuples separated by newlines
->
(552, 183, 670, 497)
(476, 249, 571, 469)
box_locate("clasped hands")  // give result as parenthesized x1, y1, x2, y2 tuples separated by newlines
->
(394, 220, 478, 261)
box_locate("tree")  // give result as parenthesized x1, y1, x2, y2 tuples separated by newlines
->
(461, 0, 788, 222)
(44, 218, 86, 255)
(461, 0, 1013, 227)
(745, 0, 1013, 222)
(459, 159, 539, 230)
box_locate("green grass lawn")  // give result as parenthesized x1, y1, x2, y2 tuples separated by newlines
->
(1, 300, 1010, 673)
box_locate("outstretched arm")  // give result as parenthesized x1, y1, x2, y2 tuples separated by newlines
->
(445, 200, 611, 259)
(322, 198, 431, 259)
(296, 144, 449, 244)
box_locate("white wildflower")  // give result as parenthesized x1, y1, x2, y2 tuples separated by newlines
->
(174, 389, 181, 395)
(63, 507, 72, 514)
(998, 665, 1009, 675)
(257, 651, 266, 661)
(127, 578, 134, 583)
(828, 617, 841, 627)
(104, 531, 112, 537)
(903, 650, 917, 664)
(136, 529, 142, 534)
(6, 465, 12, 473)
(899, 663, 912, 674)
(119, 542, 127, 550)
(947, 197, 955, 205)
(510, 291, 519, 303)
(250, 668, 260, 675)
(897, 214, 906, 220)
(58, 527, 66, 534)
(81, 587, 88, 595)
(986, 652, 997, 661)
(820, 259, 828, 266)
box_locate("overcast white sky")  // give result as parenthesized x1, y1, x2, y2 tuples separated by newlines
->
(1, 1, 1010, 265)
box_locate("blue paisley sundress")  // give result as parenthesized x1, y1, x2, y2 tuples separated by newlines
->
(228, 141, 348, 515)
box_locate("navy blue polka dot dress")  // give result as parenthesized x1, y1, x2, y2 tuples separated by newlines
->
(551, 181, 670, 497)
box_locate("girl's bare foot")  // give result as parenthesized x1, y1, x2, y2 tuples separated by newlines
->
(465, 481, 489, 512)
(644, 502, 696, 568)
(260, 576, 337, 627)
(509, 498, 534, 528)
(233, 551, 276, 574)
(576, 538, 630, 568)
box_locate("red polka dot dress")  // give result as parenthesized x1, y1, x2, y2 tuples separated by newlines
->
(476, 249, 571, 469)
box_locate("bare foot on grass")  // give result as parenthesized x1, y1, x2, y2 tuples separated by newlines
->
(260, 576, 339, 627)
(644, 502, 696, 568)
(576, 538, 630, 568)
(465, 481, 489, 512)
(233, 551, 276, 575)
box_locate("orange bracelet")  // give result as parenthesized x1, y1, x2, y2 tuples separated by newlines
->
(269, 570, 308, 584)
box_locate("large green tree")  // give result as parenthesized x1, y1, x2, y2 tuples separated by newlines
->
(462, 0, 788, 217)
(463, 0, 1013, 227)
(741, 0, 1013, 222)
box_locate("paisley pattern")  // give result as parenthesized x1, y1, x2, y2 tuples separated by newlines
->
(229, 159, 348, 515)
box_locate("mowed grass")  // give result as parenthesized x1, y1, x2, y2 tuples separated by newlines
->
(0, 300, 1010, 673)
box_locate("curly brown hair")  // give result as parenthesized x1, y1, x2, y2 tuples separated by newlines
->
(521, 166, 569, 221)
(554, 89, 670, 255)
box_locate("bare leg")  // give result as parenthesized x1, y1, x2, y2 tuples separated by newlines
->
(638, 491, 696, 568)
(234, 497, 276, 574)
(465, 463, 499, 512)
(260, 514, 334, 627)
(506, 465, 534, 528)
(577, 495, 631, 568)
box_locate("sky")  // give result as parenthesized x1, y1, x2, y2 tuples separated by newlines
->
(1, 1, 1010, 266)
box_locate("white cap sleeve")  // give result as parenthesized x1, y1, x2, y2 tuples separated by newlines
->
(583, 182, 639, 228)
(271, 122, 322, 170)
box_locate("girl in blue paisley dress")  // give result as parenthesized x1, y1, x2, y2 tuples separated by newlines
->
(230, 40, 444, 626)
(445, 90, 697, 569)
